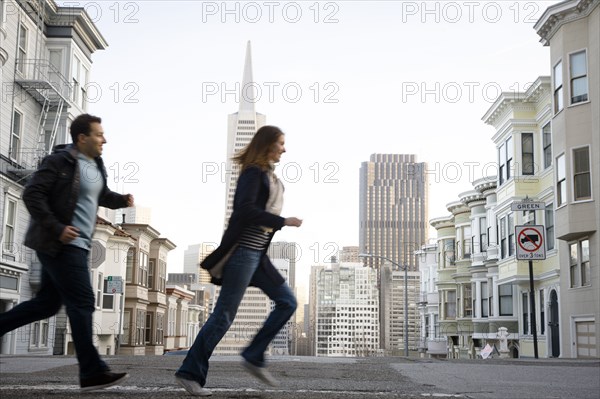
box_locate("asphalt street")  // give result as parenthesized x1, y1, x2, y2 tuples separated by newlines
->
(0, 354, 598, 398)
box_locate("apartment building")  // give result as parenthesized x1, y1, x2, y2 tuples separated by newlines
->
(1, 0, 106, 355)
(535, 0, 599, 358)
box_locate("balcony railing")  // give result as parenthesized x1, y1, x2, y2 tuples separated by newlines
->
(14, 58, 71, 104)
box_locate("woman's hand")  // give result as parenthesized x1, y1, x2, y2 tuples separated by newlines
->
(284, 217, 303, 227)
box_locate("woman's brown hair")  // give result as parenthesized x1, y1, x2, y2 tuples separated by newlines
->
(233, 125, 284, 171)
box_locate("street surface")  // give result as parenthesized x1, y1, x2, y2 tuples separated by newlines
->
(0, 354, 598, 398)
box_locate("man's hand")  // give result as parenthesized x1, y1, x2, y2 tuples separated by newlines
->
(60, 226, 80, 244)
(125, 194, 135, 207)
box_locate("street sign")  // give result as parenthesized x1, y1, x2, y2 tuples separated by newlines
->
(511, 201, 546, 211)
(516, 225, 546, 260)
(106, 276, 124, 294)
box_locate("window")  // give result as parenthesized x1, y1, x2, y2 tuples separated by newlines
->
(463, 285, 472, 317)
(498, 137, 513, 186)
(556, 154, 566, 206)
(445, 290, 456, 319)
(30, 319, 49, 348)
(148, 260, 155, 289)
(499, 216, 507, 259)
(126, 248, 134, 282)
(123, 310, 131, 345)
(81, 66, 89, 110)
(96, 272, 103, 308)
(499, 284, 513, 316)
(72, 56, 81, 104)
(570, 243, 579, 288)
(2, 198, 17, 254)
(10, 110, 22, 161)
(570, 238, 592, 288)
(17, 24, 27, 74)
(159, 260, 166, 292)
(553, 60, 563, 113)
(521, 133, 534, 175)
(102, 279, 115, 310)
(522, 292, 529, 335)
(573, 147, 591, 201)
(481, 282, 488, 318)
(462, 226, 471, 259)
(479, 217, 487, 252)
(570, 51, 588, 104)
(136, 309, 145, 345)
(145, 313, 153, 345)
(540, 290, 545, 335)
(508, 214, 515, 257)
(156, 313, 164, 345)
(581, 240, 590, 287)
(543, 123, 552, 169)
(545, 203, 555, 251)
(138, 251, 148, 287)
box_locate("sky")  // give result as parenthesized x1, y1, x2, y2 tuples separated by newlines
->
(62, 0, 561, 294)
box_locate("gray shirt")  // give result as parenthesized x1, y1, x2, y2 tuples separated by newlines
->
(70, 153, 103, 250)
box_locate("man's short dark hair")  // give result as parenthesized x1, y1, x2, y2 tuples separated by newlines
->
(70, 114, 102, 143)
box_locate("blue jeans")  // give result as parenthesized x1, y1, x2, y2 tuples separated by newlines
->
(0, 246, 107, 378)
(176, 246, 297, 386)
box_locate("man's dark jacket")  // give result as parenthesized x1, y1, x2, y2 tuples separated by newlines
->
(201, 165, 286, 286)
(23, 144, 129, 256)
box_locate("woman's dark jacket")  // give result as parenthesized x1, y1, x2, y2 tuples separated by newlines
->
(201, 165, 286, 286)
(23, 144, 129, 256)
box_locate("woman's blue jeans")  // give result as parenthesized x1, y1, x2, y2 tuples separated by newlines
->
(176, 246, 297, 386)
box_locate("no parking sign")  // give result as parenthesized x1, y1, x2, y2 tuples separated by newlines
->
(515, 225, 546, 260)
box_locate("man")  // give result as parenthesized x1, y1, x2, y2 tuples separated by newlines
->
(0, 114, 134, 392)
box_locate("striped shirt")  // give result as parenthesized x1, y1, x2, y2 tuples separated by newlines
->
(238, 225, 273, 250)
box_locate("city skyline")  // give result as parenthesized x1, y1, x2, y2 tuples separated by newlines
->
(75, 1, 561, 292)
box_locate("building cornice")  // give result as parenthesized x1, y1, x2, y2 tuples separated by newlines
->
(473, 176, 497, 194)
(535, 0, 599, 46)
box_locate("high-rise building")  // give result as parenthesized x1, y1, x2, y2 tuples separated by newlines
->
(313, 261, 379, 357)
(359, 154, 428, 354)
(183, 243, 214, 284)
(223, 40, 266, 230)
(213, 41, 285, 356)
(359, 154, 428, 272)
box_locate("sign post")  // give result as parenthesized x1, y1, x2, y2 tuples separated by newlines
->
(106, 276, 124, 353)
(516, 225, 546, 359)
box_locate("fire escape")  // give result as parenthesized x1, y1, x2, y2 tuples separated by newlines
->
(9, 0, 70, 178)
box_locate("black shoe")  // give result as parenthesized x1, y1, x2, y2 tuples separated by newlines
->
(80, 371, 129, 392)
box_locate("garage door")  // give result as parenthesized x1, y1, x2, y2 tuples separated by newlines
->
(575, 321, 597, 358)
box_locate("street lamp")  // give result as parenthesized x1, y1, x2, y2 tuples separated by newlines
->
(359, 253, 409, 357)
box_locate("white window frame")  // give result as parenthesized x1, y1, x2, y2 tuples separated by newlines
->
(102, 279, 115, 310)
(2, 195, 18, 255)
(10, 109, 23, 162)
(29, 319, 50, 349)
(72, 55, 81, 105)
(521, 132, 534, 176)
(556, 153, 567, 208)
(545, 203, 555, 251)
(569, 238, 590, 289)
(17, 23, 27, 75)
(96, 272, 103, 309)
(542, 122, 552, 170)
(571, 145, 592, 203)
(568, 49, 589, 105)
(553, 59, 563, 114)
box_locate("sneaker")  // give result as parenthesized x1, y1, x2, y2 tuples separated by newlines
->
(241, 359, 280, 387)
(175, 376, 213, 396)
(80, 371, 129, 392)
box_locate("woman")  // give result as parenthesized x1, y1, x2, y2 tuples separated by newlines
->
(175, 125, 302, 396)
